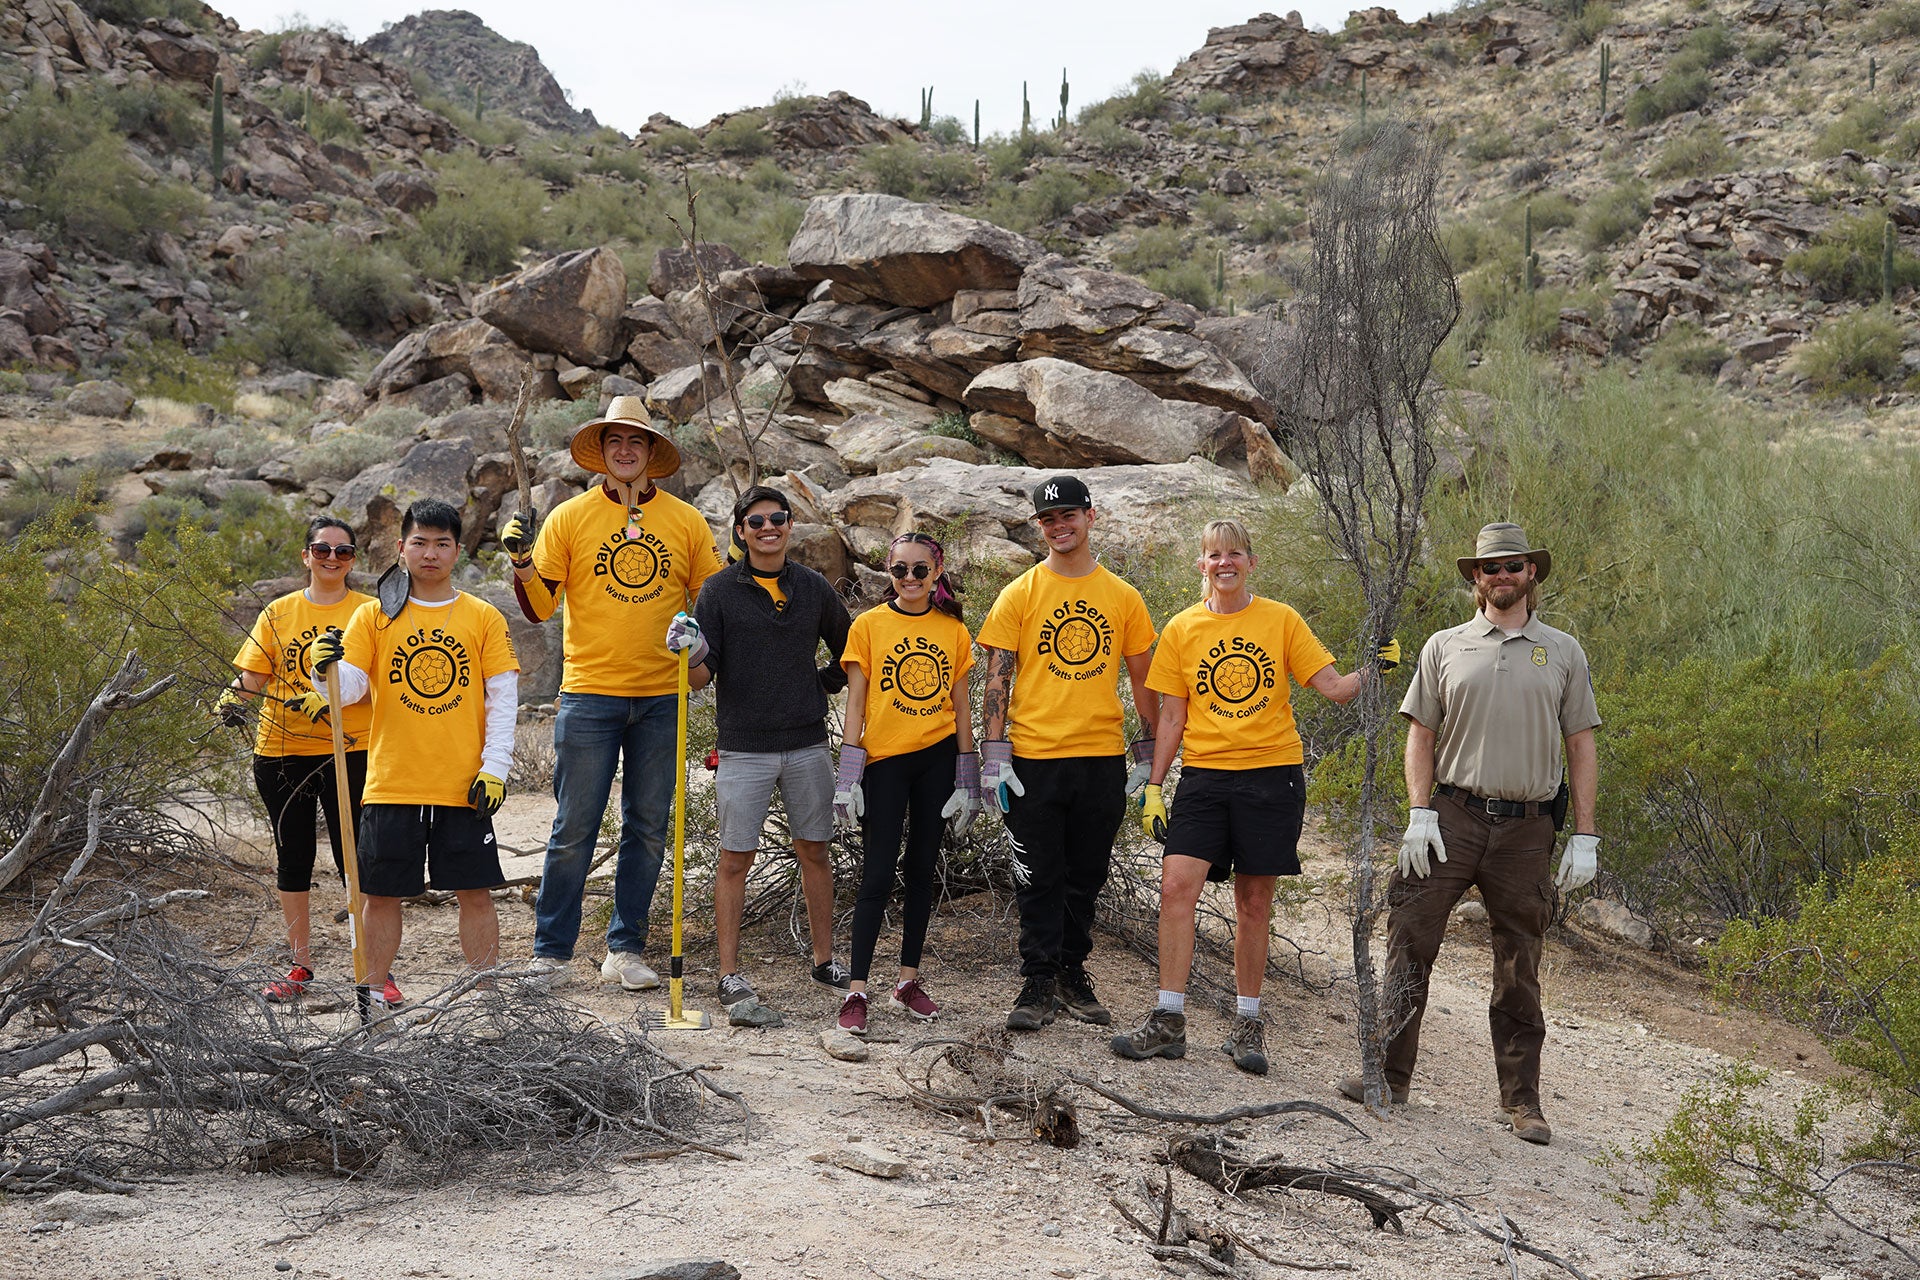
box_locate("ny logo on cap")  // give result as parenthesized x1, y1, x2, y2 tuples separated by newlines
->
(1044, 483, 1058, 500)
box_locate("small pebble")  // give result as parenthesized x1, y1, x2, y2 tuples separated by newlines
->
(1041, 1222, 1062, 1237)
(275, 1261, 293, 1272)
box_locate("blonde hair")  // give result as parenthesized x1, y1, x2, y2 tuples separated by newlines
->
(1199, 519, 1254, 603)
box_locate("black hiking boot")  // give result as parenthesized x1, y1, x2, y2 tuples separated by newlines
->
(1057, 966, 1111, 1025)
(1006, 974, 1058, 1031)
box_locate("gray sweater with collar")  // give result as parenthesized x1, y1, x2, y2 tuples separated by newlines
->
(692, 557, 852, 752)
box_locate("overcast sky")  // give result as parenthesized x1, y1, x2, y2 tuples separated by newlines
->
(216, 2, 1445, 137)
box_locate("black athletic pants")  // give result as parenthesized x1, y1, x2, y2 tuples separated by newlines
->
(253, 751, 366, 893)
(849, 736, 958, 984)
(1006, 753, 1125, 979)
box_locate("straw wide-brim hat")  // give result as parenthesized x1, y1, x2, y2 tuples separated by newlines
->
(569, 396, 681, 479)
(1455, 522, 1552, 583)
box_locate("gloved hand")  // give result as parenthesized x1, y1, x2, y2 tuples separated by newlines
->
(665, 612, 709, 667)
(1375, 638, 1402, 672)
(1125, 737, 1154, 795)
(215, 688, 250, 727)
(501, 511, 537, 564)
(1399, 807, 1446, 878)
(834, 744, 867, 826)
(468, 771, 506, 817)
(1556, 833, 1599, 892)
(307, 630, 345, 679)
(980, 740, 1024, 813)
(941, 751, 983, 838)
(282, 691, 331, 726)
(1140, 783, 1169, 843)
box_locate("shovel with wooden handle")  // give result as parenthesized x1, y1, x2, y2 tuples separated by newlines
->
(324, 664, 373, 1026)
(647, 646, 709, 1031)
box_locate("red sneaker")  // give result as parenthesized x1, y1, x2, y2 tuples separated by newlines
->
(837, 991, 868, 1036)
(380, 974, 404, 1007)
(262, 965, 313, 1003)
(890, 979, 939, 1022)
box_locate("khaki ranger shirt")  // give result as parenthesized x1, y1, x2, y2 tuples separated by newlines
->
(1400, 612, 1601, 803)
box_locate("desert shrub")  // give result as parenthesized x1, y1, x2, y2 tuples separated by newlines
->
(1648, 123, 1731, 178)
(292, 408, 426, 483)
(524, 398, 603, 451)
(1078, 70, 1169, 125)
(1645, 318, 1730, 377)
(1500, 192, 1578, 236)
(248, 30, 290, 70)
(746, 159, 794, 193)
(1793, 307, 1906, 395)
(1244, 198, 1305, 244)
(118, 339, 238, 412)
(302, 97, 359, 145)
(1744, 32, 1787, 66)
(984, 130, 1061, 179)
(1579, 180, 1649, 249)
(1815, 100, 1892, 158)
(1562, 2, 1614, 47)
(101, 81, 203, 149)
(705, 112, 771, 157)
(1459, 124, 1516, 163)
(1440, 219, 1517, 271)
(970, 167, 1099, 234)
(402, 152, 542, 281)
(924, 115, 969, 147)
(926, 411, 982, 446)
(1679, 21, 1736, 67)
(1869, 0, 1920, 39)
(584, 148, 647, 182)
(1113, 223, 1193, 274)
(766, 86, 819, 120)
(646, 126, 702, 154)
(1077, 118, 1146, 156)
(524, 146, 581, 187)
(0, 89, 202, 254)
(859, 142, 977, 200)
(128, 484, 306, 585)
(281, 230, 424, 336)
(1193, 90, 1234, 117)
(231, 276, 348, 376)
(1623, 68, 1712, 126)
(1786, 211, 1920, 302)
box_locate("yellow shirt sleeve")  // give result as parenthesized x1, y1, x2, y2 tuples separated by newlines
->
(1281, 605, 1336, 686)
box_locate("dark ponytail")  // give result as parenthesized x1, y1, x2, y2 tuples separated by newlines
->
(885, 532, 964, 622)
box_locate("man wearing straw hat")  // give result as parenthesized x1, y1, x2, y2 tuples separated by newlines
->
(1339, 522, 1600, 1147)
(501, 396, 724, 990)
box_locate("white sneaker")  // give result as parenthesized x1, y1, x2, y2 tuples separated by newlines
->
(522, 955, 572, 989)
(600, 951, 660, 990)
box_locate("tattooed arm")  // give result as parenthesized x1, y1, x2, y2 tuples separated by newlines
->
(981, 645, 1015, 742)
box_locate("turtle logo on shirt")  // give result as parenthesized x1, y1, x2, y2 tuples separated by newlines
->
(879, 635, 953, 717)
(387, 625, 473, 715)
(1035, 599, 1113, 680)
(1195, 637, 1277, 711)
(593, 529, 674, 605)
(280, 624, 333, 681)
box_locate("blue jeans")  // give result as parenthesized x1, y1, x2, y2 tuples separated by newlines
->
(533, 692, 676, 960)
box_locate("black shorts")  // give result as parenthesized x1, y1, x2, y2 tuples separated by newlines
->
(356, 803, 505, 898)
(1164, 764, 1306, 880)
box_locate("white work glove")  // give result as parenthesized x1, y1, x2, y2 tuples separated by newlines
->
(1124, 737, 1154, 795)
(664, 612, 708, 667)
(1398, 807, 1446, 879)
(941, 751, 983, 838)
(980, 740, 1024, 814)
(834, 744, 867, 827)
(1555, 833, 1600, 893)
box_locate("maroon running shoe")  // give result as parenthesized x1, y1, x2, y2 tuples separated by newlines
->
(837, 991, 869, 1036)
(889, 979, 939, 1022)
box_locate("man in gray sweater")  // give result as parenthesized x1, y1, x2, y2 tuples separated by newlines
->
(674, 485, 853, 1025)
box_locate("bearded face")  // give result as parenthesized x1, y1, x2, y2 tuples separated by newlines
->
(1474, 561, 1537, 613)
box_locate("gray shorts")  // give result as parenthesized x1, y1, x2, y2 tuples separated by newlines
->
(715, 744, 835, 850)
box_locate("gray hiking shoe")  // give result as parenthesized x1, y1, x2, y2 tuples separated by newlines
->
(717, 972, 757, 1009)
(1337, 1075, 1409, 1105)
(811, 958, 852, 991)
(1110, 1007, 1187, 1060)
(1222, 1016, 1269, 1076)
(1057, 966, 1111, 1025)
(1006, 974, 1058, 1031)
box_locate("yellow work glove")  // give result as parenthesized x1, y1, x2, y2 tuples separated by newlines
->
(468, 771, 506, 817)
(282, 691, 331, 726)
(214, 688, 250, 727)
(307, 629, 345, 678)
(1140, 784, 1169, 843)
(501, 511, 536, 565)
(1375, 638, 1402, 672)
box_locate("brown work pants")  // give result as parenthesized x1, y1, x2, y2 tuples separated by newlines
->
(1381, 791, 1556, 1109)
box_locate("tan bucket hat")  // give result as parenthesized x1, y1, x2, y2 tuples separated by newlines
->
(1456, 521, 1552, 583)
(569, 395, 681, 479)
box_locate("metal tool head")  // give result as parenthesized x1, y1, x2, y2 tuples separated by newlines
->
(375, 561, 410, 620)
(640, 1006, 712, 1032)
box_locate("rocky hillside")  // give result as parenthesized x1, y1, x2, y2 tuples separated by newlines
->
(363, 9, 597, 135)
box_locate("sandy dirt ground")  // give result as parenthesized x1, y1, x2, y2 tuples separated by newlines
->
(3, 781, 1912, 1280)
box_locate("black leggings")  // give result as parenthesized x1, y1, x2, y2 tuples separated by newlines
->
(849, 736, 957, 984)
(253, 751, 367, 892)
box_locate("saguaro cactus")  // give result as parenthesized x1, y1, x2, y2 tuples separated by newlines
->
(973, 98, 980, 150)
(1215, 247, 1226, 298)
(920, 86, 933, 130)
(1884, 218, 1896, 303)
(1359, 70, 1368, 128)
(211, 72, 225, 180)
(1059, 68, 1070, 129)
(1599, 42, 1611, 120)
(1524, 202, 1538, 293)
(473, 82, 483, 121)
(1022, 81, 1031, 138)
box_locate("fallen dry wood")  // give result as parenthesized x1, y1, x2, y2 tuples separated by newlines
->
(1058, 1068, 1367, 1139)
(1171, 1135, 1412, 1233)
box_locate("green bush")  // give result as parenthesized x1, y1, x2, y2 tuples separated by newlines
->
(1579, 180, 1649, 249)
(280, 230, 424, 336)
(859, 142, 977, 200)
(402, 152, 542, 282)
(292, 407, 427, 483)
(1648, 124, 1731, 179)
(583, 148, 647, 182)
(924, 115, 969, 147)
(118, 339, 238, 412)
(1786, 211, 1920, 303)
(1077, 118, 1146, 156)
(303, 97, 360, 145)
(0, 89, 202, 255)
(1077, 70, 1169, 125)
(232, 276, 349, 376)
(1815, 101, 1891, 158)
(1562, 2, 1613, 48)
(1679, 22, 1736, 68)
(1244, 198, 1305, 244)
(1793, 307, 1906, 396)
(646, 125, 703, 154)
(524, 146, 580, 187)
(129, 484, 307, 585)
(971, 168, 1098, 233)
(101, 82, 204, 149)
(524, 398, 603, 451)
(746, 158, 794, 194)
(1459, 125, 1517, 163)
(1869, 0, 1920, 40)
(1193, 90, 1234, 117)
(1113, 223, 1194, 274)
(984, 130, 1061, 179)
(1645, 319, 1730, 377)
(1623, 68, 1711, 126)
(1744, 32, 1787, 66)
(248, 30, 290, 71)
(705, 112, 770, 157)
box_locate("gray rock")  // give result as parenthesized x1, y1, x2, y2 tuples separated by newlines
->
(557, 364, 601, 400)
(365, 318, 500, 398)
(647, 361, 730, 424)
(474, 246, 628, 367)
(789, 194, 1043, 309)
(373, 169, 437, 214)
(1452, 899, 1489, 923)
(601, 373, 647, 401)
(821, 378, 943, 427)
(40, 1191, 145, 1225)
(819, 1028, 870, 1062)
(648, 242, 748, 299)
(330, 437, 478, 573)
(961, 358, 1252, 469)
(262, 371, 324, 399)
(381, 371, 475, 417)
(132, 445, 193, 473)
(588, 1262, 740, 1280)
(810, 1142, 905, 1177)
(64, 380, 135, 418)
(1576, 897, 1657, 949)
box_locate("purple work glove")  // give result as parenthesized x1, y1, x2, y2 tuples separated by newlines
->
(941, 751, 983, 838)
(834, 744, 867, 826)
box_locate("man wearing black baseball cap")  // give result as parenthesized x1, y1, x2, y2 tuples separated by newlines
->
(977, 475, 1159, 1032)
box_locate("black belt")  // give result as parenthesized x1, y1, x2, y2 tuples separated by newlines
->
(1435, 783, 1549, 818)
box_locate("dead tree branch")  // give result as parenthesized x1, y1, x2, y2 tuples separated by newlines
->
(1058, 1068, 1367, 1138)
(1171, 1135, 1412, 1233)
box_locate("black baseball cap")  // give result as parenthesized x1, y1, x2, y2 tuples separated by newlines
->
(1031, 475, 1092, 515)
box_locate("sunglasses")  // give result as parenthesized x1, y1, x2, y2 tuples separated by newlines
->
(743, 511, 791, 530)
(1478, 558, 1531, 576)
(307, 543, 357, 560)
(888, 562, 933, 580)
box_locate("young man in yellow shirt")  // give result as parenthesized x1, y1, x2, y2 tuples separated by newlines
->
(309, 500, 519, 1001)
(499, 397, 724, 989)
(978, 476, 1158, 1032)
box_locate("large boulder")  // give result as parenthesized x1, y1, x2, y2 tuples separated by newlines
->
(961, 358, 1250, 469)
(649, 242, 747, 298)
(330, 437, 479, 573)
(647, 360, 730, 423)
(827, 411, 984, 476)
(788, 194, 1043, 309)
(65, 380, 136, 418)
(474, 246, 627, 367)
(821, 377, 943, 427)
(132, 28, 221, 83)
(364, 317, 498, 397)
(373, 169, 437, 214)
(0, 244, 68, 336)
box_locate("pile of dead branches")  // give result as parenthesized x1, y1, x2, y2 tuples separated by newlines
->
(899, 1025, 1081, 1147)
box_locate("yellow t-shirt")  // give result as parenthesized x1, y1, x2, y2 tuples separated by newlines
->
(749, 566, 788, 612)
(233, 588, 376, 756)
(976, 562, 1156, 759)
(340, 593, 519, 806)
(1147, 597, 1335, 770)
(843, 603, 973, 763)
(531, 485, 724, 697)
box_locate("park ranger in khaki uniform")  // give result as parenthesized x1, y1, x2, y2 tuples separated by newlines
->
(1341, 522, 1600, 1147)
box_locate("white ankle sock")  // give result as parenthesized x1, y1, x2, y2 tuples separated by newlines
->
(1237, 995, 1260, 1018)
(1157, 990, 1185, 1013)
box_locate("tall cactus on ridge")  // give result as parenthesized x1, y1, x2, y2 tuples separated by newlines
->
(211, 72, 225, 182)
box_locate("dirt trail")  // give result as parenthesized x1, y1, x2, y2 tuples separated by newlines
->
(3, 805, 1909, 1280)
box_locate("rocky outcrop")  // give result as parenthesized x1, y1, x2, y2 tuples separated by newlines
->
(765, 91, 911, 151)
(331, 436, 479, 572)
(474, 247, 628, 367)
(789, 195, 1043, 308)
(962, 358, 1255, 469)
(363, 9, 599, 134)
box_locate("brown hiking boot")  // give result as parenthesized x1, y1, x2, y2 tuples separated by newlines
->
(1110, 1008, 1187, 1060)
(1337, 1075, 1409, 1105)
(1504, 1103, 1553, 1146)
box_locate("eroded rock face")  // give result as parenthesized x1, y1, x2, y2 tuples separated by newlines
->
(474, 246, 627, 367)
(330, 436, 478, 572)
(789, 194, 1043, 309)
(961, 358, 1251, 469)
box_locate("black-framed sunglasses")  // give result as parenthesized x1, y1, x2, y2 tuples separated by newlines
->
(1478, 558, 1530, 576)
(888, 562, 932, 580)
(308, 543, 357, 560)
(744, 511, 791, 529)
